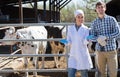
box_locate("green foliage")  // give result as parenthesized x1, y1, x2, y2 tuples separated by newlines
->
(60, 0, 111, 22)
(60, 3, 76, 22)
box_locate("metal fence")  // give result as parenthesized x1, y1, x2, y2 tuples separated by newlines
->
(0, 23, 119, 76)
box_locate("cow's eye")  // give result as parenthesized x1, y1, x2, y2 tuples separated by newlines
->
(31, 45, 34, 47)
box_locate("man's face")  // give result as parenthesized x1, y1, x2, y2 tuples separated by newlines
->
(96, 4, 106, 15)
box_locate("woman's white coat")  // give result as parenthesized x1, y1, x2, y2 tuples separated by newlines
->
(67, 24, 93, 70)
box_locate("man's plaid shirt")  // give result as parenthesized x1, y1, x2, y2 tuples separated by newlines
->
(90, 15, 120, 51)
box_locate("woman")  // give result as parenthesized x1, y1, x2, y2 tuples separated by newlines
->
(67, 9, 93, 77)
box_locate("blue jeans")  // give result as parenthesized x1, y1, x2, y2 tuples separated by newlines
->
(68, 68, 88, 77)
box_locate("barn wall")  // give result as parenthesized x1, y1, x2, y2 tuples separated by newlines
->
(0, 6, 60, 23)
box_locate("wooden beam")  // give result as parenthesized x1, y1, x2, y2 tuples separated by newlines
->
(19, 0, 23, 23)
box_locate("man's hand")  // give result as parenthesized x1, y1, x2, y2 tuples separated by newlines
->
(97, 35, 107, 46)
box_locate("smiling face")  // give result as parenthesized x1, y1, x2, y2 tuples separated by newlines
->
(95, 2, 106, 17)
(75, 14, 84, 26)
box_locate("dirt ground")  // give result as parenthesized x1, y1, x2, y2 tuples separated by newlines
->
(2, 57, 69, 77)
(1, 56, 120, 77)
(2, 56, 86, 77)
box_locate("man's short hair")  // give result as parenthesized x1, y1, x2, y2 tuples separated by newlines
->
(95, 1, 106, 8)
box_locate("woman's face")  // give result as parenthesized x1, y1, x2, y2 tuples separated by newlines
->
(75, 14, 84, 25)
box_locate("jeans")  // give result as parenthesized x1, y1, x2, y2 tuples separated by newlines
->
(68, 68, 88, 77)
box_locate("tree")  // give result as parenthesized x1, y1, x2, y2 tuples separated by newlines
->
(60, 2, 84, 22)
(84, 0, 97, 22)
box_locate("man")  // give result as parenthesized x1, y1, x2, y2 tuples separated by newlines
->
(90, 1, 120, 77)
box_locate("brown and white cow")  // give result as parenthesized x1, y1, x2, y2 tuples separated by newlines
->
(45, 26, 66, 68)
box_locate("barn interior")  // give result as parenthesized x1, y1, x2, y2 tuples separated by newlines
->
(0, 0, 71, 23)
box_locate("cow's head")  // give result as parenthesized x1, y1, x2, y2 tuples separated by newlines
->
(16, 29, 35, 47)
(1, 26, 17, 45)
(5, 26, 15, 35)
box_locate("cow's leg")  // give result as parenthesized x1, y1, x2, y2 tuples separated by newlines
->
(40, 46, 44, 69)
(32, 44, 39, 77)
(32, 51, 38, 77)
(32, 56, 39, 68)
(39, 42, 46, 69)
(55, 55, 59, 68)
(50, 41, 60, 68)
(60, 47, 66, 62)
(55, 43, 65, 68)
(53, 49, 60, 68)
(32, 57, 38, 77)
(54, 54, 58, 68)
(24, 57, 29, 77)
(41, 48, 46, 69)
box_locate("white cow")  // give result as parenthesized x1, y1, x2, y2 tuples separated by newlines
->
(2, 26, 47, 77)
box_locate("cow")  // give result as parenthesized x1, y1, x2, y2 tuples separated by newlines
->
(2, 26, 47, 77)
(45, 26, 66, 68)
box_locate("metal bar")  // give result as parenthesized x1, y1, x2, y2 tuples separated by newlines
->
(0, 22, 119, 26)
(0, 54, 68, 57)
(0, 53, 119, 57)
(0, 22, 119, 27)
(0, 38, 64, 42)
(0, 23, 74, 26)
(0, 68, 119, 73)
(0, 23, 80, 26)
(0, 69, 67, 73)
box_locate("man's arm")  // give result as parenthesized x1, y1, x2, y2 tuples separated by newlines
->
(106, 17, 120, 40)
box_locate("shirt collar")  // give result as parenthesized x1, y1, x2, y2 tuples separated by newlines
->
(98, 14, 108, 20)
(75, 23, 83, 31)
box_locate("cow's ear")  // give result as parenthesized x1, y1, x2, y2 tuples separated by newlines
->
(60, 26, 65, 31)
(44, 26, 50, 30)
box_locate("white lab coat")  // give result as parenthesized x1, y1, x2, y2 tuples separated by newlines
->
(67, 24, 93, 70)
